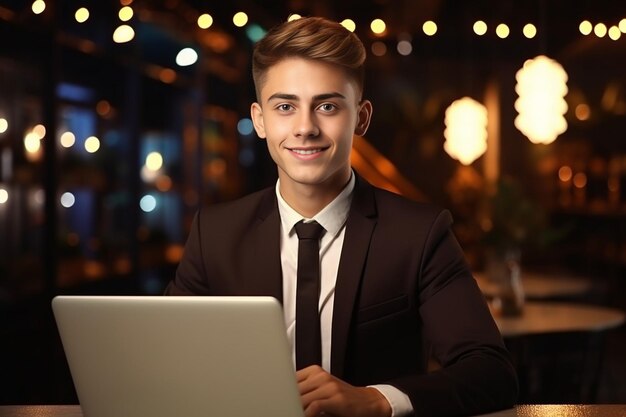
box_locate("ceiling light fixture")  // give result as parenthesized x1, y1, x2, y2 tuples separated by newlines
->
(444, 97, 488, 165)
(514, 55, 568, 144)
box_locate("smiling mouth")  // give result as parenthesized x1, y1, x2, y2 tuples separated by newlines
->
(290, 148, 325, 155)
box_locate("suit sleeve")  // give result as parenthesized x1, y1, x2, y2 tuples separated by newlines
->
(392, 210, 518, 416)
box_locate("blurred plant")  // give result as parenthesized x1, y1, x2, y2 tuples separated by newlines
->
(480, 177, 565, 253)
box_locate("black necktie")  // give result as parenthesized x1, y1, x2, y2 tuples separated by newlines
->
(294, 220, 325, 369)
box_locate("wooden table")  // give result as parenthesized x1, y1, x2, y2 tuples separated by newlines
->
(3, 404, 626, 417)
(474, 271, 593, 300)
(490, 301, 625, 404)
(491, 301, 625, 338)
(476, 404, 626, 416)
(0, 406, 82, 417)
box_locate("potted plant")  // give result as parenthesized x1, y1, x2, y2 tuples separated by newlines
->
(480, 177, 554, 316)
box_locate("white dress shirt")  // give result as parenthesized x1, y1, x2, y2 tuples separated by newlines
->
(275, 172, 413, 417)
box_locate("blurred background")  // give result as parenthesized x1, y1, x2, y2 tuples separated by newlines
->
(1, 0, 625, 407)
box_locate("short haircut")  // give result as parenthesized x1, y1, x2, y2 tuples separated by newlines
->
(252, 16, 366, 101)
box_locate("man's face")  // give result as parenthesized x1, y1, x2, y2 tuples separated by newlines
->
(251, 58, 372, 199)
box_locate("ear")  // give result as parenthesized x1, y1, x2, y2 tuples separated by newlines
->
(354, 100, 373, 136)
(250, 102, 266, 139)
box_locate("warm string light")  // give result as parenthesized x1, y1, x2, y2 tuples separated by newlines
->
(21, 1, 626, 45)
(581, 20, 625, 39)
(232, 11, 248, 27)
(474, 21, 488, 36)
(113, 3, 135, 43)
(496, 23, 510, 38)
(75, 7, 89, 23)
(580, 20, 593, 35)
(197, 13, 213, 29)
(22, 2, 626, 55)
(370, 18, 386, 35)
(608, 26, 621, 40)
(341, 19, 356, 32)
(523, 24, 537, 38)
(31, 0, 45, 15)
(422, 21, 437, 36)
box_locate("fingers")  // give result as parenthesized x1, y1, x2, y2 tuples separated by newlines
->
(296, 366, 392, 417)
(296, 364, 324, 382)
(297, 366, 340, 416)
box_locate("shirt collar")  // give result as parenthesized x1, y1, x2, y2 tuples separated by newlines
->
(276, 171, 355, 237)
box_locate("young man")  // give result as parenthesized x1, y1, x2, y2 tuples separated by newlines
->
(165, 16, 518, 417)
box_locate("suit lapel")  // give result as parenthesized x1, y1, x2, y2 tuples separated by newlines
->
(241, 189, 283, 303)
(331, 176, 377, 378)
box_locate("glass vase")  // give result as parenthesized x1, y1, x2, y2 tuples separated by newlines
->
(485, 248, 525, 316)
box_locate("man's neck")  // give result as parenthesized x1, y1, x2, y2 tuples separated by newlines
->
(278, 173, 352, 219)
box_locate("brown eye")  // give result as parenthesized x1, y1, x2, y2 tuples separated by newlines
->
(319, 103, 336, 112)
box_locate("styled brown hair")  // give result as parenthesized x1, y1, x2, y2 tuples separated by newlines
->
(252, 16, 366, 100)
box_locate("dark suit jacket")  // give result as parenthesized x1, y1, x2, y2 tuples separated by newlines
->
(165, 175, 518, 416)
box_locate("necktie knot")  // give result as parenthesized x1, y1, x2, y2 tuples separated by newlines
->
(295, 220, 325, 241)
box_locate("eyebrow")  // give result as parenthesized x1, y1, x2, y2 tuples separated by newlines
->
(266, 92, 347, 103)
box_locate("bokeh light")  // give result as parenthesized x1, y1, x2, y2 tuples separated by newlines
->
(145, 152, 163, 171)
(473, 21, 487, 36)
(233, 12, 248, 27)
(60, 132, 76, 148)
(60, 192, 75, 208)
(341, 19, 356, 32)
(422, 21, 437, 36)
(579, 20, 592, 35)
(371, 19, 386, 35)
(523, 23, 537, 38)
(176, 48, 198, 66)
(496, 23, 510, 38)
(198, 13, 213, 29)
(113, 25, 135, 43)
(84, 136, 100, 153)
(119, 6, 133, 22)
(140, 195, 157, 212)
(31, 0, 45, 14)
(75, 7, 89, 23)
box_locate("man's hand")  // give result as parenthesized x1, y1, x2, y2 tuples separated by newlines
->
(296, 365, 392, 417)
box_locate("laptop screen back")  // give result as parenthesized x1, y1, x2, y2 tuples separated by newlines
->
(52, 295, 304, 417)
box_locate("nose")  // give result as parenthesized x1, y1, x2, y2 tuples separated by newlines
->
(294, 111, 320, 138)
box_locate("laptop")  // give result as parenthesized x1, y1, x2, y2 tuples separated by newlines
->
(52, 295, 305, 417)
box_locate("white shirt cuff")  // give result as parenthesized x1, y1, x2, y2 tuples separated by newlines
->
(369, 384, 414, 417)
